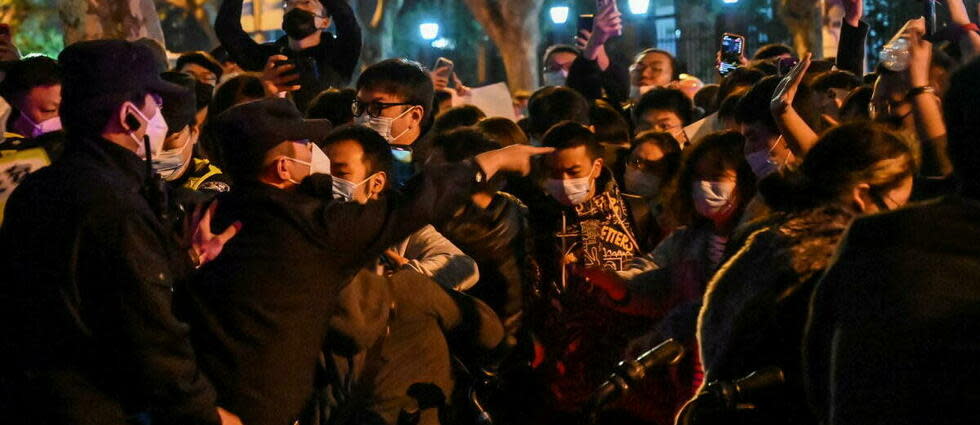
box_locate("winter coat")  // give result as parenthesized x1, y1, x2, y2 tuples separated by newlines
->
(0, 137, 219, 425)
(697, 206, 854, 425)
(175, 162, 481, 425)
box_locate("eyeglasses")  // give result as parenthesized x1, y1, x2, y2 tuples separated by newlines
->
(351, 100, 415, 118)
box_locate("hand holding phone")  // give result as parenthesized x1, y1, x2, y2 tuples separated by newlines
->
(718, 33, 745, 76)
(596, 0, 622, 37)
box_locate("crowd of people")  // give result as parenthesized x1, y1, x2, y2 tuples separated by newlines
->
(1, 0, 979, 424)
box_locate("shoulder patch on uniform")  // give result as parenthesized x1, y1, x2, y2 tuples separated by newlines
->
(198, 181, 231, 193)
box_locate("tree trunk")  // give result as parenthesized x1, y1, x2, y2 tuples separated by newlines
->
(355, 0, 403, 69)
(461, 0, 544, 92)
(59, 0, 166, 46)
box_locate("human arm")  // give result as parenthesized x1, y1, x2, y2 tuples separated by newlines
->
(399, 225, 480, 291)
(947, 0, 980, 60)
(321, 0, 362, 83)
(583, 229, 686, 317)
(321, 145, 553, 267)
(905, 19, 952, 178)
(771, 53, 819, 156)
(215, 0, 269, 71)
(836, 0, 869, 76)
(565, 7, 629, 104)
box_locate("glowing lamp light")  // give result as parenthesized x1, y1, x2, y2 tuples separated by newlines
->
(431, 38, 451, 49)
(419, 22, 440, 40)
(723, 0, 739, 4)
(550, 6, 570, 24)
(628, 0, 650, 15)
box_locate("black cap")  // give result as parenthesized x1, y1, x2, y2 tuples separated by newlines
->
(211, 97, 332, 175)
(58, 39, 186, 104)
(160, 72, 199, 134)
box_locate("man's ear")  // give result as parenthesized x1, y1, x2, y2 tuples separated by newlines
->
(370, 171, 388, 196)
(410, 106, 424, 129)
(274, 157, 292, 182)
(119, 102, 143, 133)
(592, 157, 604, 178)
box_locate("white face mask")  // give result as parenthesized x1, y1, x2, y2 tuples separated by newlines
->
(311, 143, 331, 175)
(152, 130, 197, 181)
(332, 172, 378, 203)
(624, 167, 661, 198)
(545, 175, 594, 206)
(283, 143, 330, 184)
(357, 106, 416, 143)
(629, 84, 657, 100)
(692, 180, 736, 220)
(128, 105, 169, 161)
(14, 113, 62, 139)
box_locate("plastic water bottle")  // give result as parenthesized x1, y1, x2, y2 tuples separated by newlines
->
(879, 37, 910, 72)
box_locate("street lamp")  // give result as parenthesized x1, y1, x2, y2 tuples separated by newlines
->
(419, 22, 440, 40)
(628, 0, 650, 15)
(549, 6, 570, 24)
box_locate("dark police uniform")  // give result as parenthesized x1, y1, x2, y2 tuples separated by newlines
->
(0, 136, 220, 425)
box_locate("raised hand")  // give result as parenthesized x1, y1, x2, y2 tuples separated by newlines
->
(842, 0, 864, 28)
(771, 52, 812, 117)
(261, 54, 301, 95)
(588, 2, 623, 47)
(430, 64, 452, 91)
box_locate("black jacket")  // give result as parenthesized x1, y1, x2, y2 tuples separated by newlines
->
(215, 0, 361, 111)
(439, 192, 534, 332)
(804, 196, 980, 425)
(565, 55, 630, 106)
(0, 137, 219, 425)
(175, 163, 481, 425)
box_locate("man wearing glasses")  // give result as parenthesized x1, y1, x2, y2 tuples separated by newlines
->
(352, 58, 435, 186)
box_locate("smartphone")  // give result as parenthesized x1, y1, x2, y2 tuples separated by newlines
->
(433, 57, 454, 82)
(577, 14, 595, 36)
(718, 33, 745, 77)
(778, 57, 800, 77)
(391, 146, 413, 164)
(596, 0, 622, 36)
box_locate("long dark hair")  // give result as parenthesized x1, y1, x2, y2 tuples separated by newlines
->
(668, 130, 756, 227)
(761, 122, 919, 212)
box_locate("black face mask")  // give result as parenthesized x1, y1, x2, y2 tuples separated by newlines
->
(282, 8, 319, 40)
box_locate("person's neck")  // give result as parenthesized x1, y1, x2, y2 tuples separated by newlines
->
(288, 31, 322, 50)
